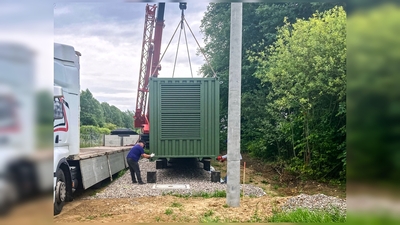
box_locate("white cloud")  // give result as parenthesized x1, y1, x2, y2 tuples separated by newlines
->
(54, 5, 71, 16)
(54, 2, 209, 112)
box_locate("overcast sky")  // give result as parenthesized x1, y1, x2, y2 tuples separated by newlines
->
(54, 2, 210, 112)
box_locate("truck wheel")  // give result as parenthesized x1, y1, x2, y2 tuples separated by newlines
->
(54, 169, 66, 215)
(0, 176, 18, 216)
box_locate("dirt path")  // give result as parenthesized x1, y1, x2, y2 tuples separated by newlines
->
(54, 195, 289, 223)
(211, 153, 345, 198)
(54, 154, 345, 223)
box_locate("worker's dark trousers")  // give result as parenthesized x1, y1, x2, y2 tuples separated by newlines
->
(127, 158, 143, 183)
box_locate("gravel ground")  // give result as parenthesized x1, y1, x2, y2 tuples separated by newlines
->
(85, 158, 346, 217)
(282, 193, 346, 217)
(86, 158, 266, 199)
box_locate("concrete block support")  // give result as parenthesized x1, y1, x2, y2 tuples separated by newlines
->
(211, 171, 221, 182)
(147, 171, 157, 183)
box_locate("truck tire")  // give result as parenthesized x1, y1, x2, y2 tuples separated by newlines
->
(0, 176, 18, 216)
(54, 169, 66, 215)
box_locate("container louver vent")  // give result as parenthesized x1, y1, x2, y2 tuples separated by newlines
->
(160, 84, 201, 139)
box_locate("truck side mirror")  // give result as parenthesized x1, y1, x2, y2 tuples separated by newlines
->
(54, 86, 63, 98)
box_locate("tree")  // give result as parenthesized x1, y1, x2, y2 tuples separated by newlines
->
(80, 89, 104, 126)
(109, 105, 123, 127)
(101, 102, 113, 124)
(347, 4, 400, 183)
(122, 110, 134, 129)
(103, 122, 117, 131)
(200, 2, 347, 151)
(250, 6, 346, 179)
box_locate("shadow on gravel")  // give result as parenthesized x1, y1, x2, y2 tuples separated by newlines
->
(159, 158, 209, 181)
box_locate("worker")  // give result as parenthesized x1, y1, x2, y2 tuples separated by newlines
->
(216, 153, 242, 183)
(126, 140, 155, 184)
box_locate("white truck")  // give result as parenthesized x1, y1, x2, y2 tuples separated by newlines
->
(0, 43, 53, 215)
(53, 43, 133, 215)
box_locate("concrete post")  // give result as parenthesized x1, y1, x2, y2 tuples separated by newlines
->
(227, 2, 242, 207)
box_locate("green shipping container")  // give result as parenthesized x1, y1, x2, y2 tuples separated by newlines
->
(149, 77, 220, 159)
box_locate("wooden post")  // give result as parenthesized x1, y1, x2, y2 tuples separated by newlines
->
(242, 161, 246, 199)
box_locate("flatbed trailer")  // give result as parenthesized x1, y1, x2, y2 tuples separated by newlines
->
(75, 146, 132, 160)
(68, 147, 132, 190)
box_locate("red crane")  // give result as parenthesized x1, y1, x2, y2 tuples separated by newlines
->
(135, 3, 202, 147)
(134, 3, 165, 145)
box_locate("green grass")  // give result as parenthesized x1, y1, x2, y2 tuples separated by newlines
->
(209, 190, 226, 197)
(199, 216, 221, 223)
(165, 208, 173, 215)
(116, 168, 128, 179)
(248, 211, 265, 222)
(346, 213, 400, 225)
(199, 210, 220, 223)
(268, 208, 346, 223)
(86, 215, 97, 220)
(89, 190, 99, 196)
(204, 210, 214, 217)
(179, 216, 191, 222)
(171, 202, 183, 207)
(261, 180, 269, 184)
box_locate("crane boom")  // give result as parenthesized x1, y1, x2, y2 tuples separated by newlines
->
(151, 3, 165, 79)
(134, 4, 157, 132)
(134, 3, 165, 137)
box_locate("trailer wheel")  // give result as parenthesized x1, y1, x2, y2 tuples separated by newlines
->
(54, 169, 66, 215)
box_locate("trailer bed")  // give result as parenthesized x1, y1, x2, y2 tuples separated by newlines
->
(77, 146, 132, 160)
(72, 146, 133, 189)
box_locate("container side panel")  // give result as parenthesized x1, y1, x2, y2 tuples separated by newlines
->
(160, 83, 201, 139)
(149, 78, 220, 158)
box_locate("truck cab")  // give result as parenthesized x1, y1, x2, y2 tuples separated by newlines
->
(53, 43, 131, 215)
(53, 43, 81, 215)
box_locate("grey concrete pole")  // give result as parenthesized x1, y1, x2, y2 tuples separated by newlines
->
(227, 2, 242, 207)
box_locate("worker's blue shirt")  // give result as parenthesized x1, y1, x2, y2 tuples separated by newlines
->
(126, 144, 144, 162)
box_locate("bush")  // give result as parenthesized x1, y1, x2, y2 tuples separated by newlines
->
(80, 125, 108, 147)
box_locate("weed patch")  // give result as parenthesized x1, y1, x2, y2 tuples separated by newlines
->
(171, 202, 182, 208)
(165, 208, 173, 215)
(268, 208, 346, 223)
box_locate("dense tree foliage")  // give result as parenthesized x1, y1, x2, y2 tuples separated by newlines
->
(80, 89, 104, 127)
(80, 89, 134, 131)
(251, 6, 346, 179)
(200, 3, 346, 180)
(347, 4, 400, 184)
